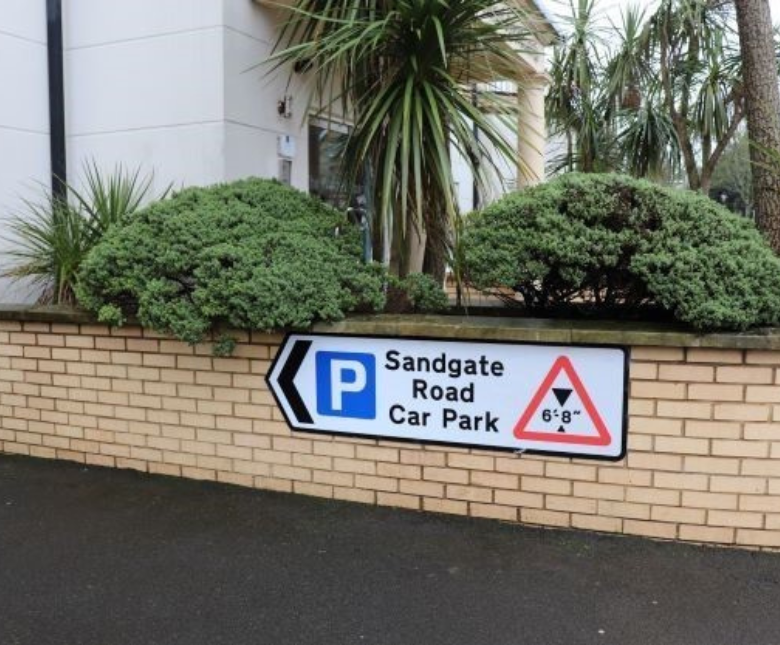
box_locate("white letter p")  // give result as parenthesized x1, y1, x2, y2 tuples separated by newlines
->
(330, 360, 367, 412)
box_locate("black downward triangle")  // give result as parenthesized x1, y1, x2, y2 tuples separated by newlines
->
(553, 388, 572, 407)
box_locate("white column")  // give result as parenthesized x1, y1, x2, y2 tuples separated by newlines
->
(517, 77, 547, 188)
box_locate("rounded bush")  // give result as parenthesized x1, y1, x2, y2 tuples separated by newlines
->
(76, 178, 385, 344)
(464, 173, 780, 331)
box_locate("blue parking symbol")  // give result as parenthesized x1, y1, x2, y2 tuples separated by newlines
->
(316, 352, 376, 419)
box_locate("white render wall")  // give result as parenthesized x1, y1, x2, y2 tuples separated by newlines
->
(63, 0, 309, 194)
(64, 0, 227, 194)
(0, 1, 51, 301)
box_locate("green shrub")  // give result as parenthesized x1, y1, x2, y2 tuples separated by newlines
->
(76, 178, 385, 344)
(464, 173, 780, 331)
(385, 273, 449, 313)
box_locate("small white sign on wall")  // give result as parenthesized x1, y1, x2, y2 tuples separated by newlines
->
(267, 334, 628, 461)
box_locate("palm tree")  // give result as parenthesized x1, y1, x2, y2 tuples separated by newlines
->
(271, 0, 534, 280)
(733, 0, 780, 251)
(550, 0, 744, 190)
(546, 0, 609, 173)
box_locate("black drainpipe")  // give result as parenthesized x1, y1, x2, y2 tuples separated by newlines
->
(46, 0, 67, 200)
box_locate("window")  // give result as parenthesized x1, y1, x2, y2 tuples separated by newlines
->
(308, 121, 365, 210)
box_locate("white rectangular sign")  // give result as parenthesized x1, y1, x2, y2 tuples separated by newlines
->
(267, 334, 628, 460)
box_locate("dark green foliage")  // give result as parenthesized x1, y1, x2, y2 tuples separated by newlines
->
(385, 273, 449, 313)
(76, 179, 386, 344)
(464, 173, 780, 331)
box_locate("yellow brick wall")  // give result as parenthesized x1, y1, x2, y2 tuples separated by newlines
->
(2, 320, 780, 550)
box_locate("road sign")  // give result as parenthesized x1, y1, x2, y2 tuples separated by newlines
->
(267, 334, 628, 460)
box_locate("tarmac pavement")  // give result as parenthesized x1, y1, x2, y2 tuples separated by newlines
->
(0, 454, 779, 645)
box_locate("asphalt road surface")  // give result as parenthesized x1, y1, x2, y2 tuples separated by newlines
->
(1, 455, 779, 645)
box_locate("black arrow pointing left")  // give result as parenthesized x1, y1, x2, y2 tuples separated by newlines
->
(278, 340, 313, 425)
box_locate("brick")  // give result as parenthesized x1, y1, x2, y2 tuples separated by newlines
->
(684, 456, 740, 475)
(742, 459, 780, 477)
(494, 457, 544, 475)
(630, 363, 657, 380)
(747, 386, 780, 404)
(656, 400, 712, 420)
(354, 475, 397, 492)
(739, 495, 780, 513)
(400, 480, 444, 498)
(313, 442, 355, 459)
(523, 476, 571, 496)
(631, 381, 685, 400)
(545, 462, 597, 481)
(687, 349, 743, 364)
(736, 529, 780, 548)
(654, 472, 709, 491)
(714, 403, 770, 422)
(687, 384, 743, 402)
(423, 498, 468, 516)
(328, 486, 372, 504)
(684, 420, 741, 439)
(682, 491, 738, 510)
(628, 399, 655, 416)
(717, 366, 772, 384)
(313, 470, 353, 487)
(273, 437, 312, 454)
(679, 525, 735, 544)
(546, 496, 596, 514)
(256, 477, 293, 493)
(293, 482, 334, 499)
(654, 436, 709, 455)
(710, 476, 766, 494)
(272, 464, 312, 482)
(745, 350, 780, 365)
(623, 520, 677, 540)
(400, 449, 445, 466)
(470, 503, 516, 521)
(712, 439, 769, 458)
(471, 471, 518, 490)
(493, 490, 544, 508)
(743, 423, 780, 441)
(627, 453, 683, 471)
(707, 510, 763, 529)
(334, 458, 377, 475)
(598, 500, 650, 520)
(356, 445, 399, 463)
(378, 492, 419, 510)
(631, 347, 684, 362)
(572, 514, 622, 533)
(658, 364, 714, 383)
(572, 481, 623, 501)
(377, 462, 421, 480)
(447, 453, 494, 471)
(521, 508, 570, 527)
(651, 506, 705, 524)
(423, 466, 468, 484)
(598, 468, 652, 487)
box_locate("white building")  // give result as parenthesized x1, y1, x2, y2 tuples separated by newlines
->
(0, 0, 556, 301)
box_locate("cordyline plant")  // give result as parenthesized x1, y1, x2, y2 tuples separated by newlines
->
(2, 161, 166, 305)
(271, 0, 537, 281)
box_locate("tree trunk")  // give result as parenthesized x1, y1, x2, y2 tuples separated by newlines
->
(734, 0, 780, 249)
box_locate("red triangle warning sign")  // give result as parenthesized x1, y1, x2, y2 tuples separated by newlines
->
(514, 356, 611, 446)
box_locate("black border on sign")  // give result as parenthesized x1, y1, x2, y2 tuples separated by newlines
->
(266, 332, 631, 462)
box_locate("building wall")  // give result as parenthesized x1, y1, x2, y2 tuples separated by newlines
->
(64, 0, 227, 194)
(1, 316, 780, 551)
(0, 1, 51, 301)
